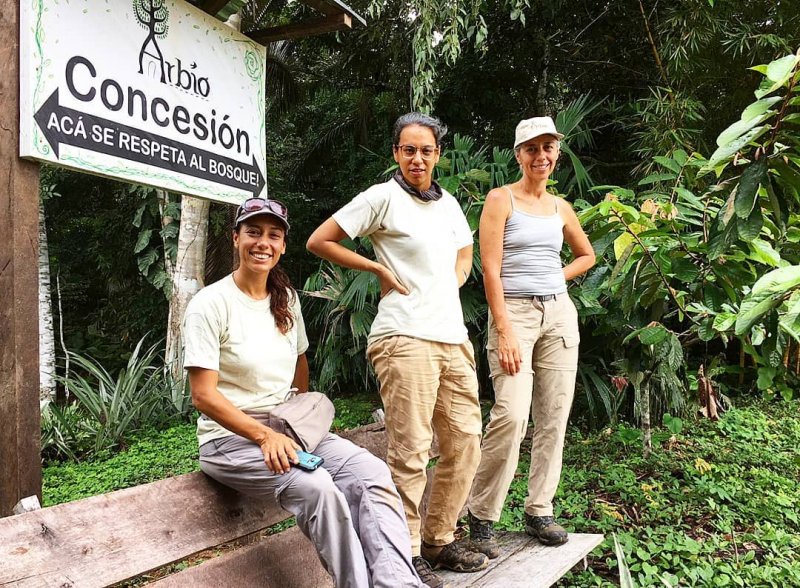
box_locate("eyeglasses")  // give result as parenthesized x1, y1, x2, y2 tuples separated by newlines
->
(237, 197, 288, 219)
(394, 144, 439, 160)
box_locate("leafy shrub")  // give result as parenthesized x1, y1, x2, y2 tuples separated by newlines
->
(45, 336, 191, 461)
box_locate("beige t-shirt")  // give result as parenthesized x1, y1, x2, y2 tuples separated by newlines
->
(183, 274, 309, 446)
(333, 179, 473, 345)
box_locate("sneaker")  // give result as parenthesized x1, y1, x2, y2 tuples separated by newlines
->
(467, 511, 501, 559)
(421, 540, 489, 572)
(524, 514, 568, 545)
(412, 556, 445, 588)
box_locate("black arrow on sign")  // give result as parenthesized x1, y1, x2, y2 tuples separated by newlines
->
(33, 89, 265, 196)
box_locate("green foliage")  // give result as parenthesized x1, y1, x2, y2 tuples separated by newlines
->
(42, 166, 169, 369)
(43, 422, 198, 506)
(572, 51, 800, 436)
(332, 395, 382, 431)
(45, 337, 191, 461)
(132, 187, 178, 296)
(494, 400, 800, 586)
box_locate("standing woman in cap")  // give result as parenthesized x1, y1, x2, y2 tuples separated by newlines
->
(307, 112, 488, 588)
(183, 197, 424, 588)
(465, 117, 595, 558)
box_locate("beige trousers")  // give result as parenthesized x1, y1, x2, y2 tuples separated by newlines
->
(368, 336, 483, 555)
(468, 294, 579, 520)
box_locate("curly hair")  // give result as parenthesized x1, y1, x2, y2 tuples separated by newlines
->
(267, 265, 296, 335)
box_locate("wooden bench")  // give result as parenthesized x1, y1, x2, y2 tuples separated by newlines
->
(0, 423, 602, 587)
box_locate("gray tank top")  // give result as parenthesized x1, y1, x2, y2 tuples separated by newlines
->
(500, 187, 567, 297)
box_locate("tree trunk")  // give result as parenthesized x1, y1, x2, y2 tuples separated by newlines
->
(641, 384, 652, 457)
(164, 195, 209, 386)
(38, 199, 56, 407)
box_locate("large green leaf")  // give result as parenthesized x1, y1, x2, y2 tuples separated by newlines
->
(734, 159, 767, 219)
(704, 126, 771, 174)
(735, 266, 800, 334)
(623, 324, 669, 346)
(779, 291, 800, 343)
(712, 312, 737, 332)
(671, 257, 701, 283)
(741, 97, 783, 121)
(754, 54, 800, 98)
(747, 238, 781, 267)
(737, 205, 763, 241)
(652, 155, 683, 174)
(716, 113, 774, 148)
(708, 214, 738, 259)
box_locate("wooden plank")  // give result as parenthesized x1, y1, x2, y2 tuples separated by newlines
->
(0, 0, 42, 518)
(152, 526, 335, 588)
(0, 472, 291, 587)
(438, 532, 605, 588)
(300, 0, 366, 25)
(248, 14, 352, 44)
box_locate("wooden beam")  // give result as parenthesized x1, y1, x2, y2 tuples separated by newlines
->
(248, 13, 352, 44)
(152, 527, 335, 588)
(0, 472, 291, 587)
(302, 0, 367, 25)
(438, 532, 605, 587)
(0, 0, 42, 518)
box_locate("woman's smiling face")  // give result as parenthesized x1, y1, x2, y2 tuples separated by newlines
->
(233, 216, 286, 275)
(515, 134, 560, 180)
(393, 124, 440, 192)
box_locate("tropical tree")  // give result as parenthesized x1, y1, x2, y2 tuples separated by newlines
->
(574, 50, 800, 451)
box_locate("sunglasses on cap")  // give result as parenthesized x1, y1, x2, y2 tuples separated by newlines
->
(235, 197, 290, 230)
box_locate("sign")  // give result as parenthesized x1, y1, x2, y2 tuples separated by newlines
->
(21, 0, 267, 204)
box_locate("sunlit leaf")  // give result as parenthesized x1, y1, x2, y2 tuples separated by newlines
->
(747, 238, 781, 267)
(779, 291, 800, 343)
(716, 113, 773, 148)
(736, 266, 800, 334)
(704, 126, 770, 172)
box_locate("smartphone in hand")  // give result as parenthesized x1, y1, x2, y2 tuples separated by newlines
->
(293, 450, 324, 471)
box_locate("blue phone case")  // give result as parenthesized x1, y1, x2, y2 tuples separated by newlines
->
(294, 450, 324, 471)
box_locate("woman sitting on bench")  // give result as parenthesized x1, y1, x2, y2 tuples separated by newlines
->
(183, 197, 423, 588)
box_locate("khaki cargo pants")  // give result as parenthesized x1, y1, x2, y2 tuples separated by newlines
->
(368, 336, 483, 555)
(468, 293, 579, 520)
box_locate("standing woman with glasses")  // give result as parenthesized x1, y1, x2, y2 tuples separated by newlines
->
(183, 197, 424, 588)
(465, 117, 595, 559)
(307, 112, 488, 588)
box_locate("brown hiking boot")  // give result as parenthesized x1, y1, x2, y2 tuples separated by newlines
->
(525, 514, 568, 545)
(412, 556, 446, 588)
(421, 540, 489, 572)
(467, 511, 501, 559)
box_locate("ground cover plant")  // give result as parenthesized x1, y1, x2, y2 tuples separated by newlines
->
(548, 399, 800, 587)
(43, 397, 800, 586)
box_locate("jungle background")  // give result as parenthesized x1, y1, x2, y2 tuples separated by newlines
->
(38, 1, 800, 585)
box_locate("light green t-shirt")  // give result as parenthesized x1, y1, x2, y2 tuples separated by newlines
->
(333, 179, 474, 345)
(183, 274, 309, 446)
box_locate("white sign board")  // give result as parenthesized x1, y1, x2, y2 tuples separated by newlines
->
(21, 0, 267, 204)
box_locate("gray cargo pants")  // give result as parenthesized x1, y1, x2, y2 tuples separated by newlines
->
(200, 432, 423, 588)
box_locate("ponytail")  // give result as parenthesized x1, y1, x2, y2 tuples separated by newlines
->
(267, 265, 296, 334)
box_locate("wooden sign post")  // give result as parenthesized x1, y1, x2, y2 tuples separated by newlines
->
(0, 1, 43, 516)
